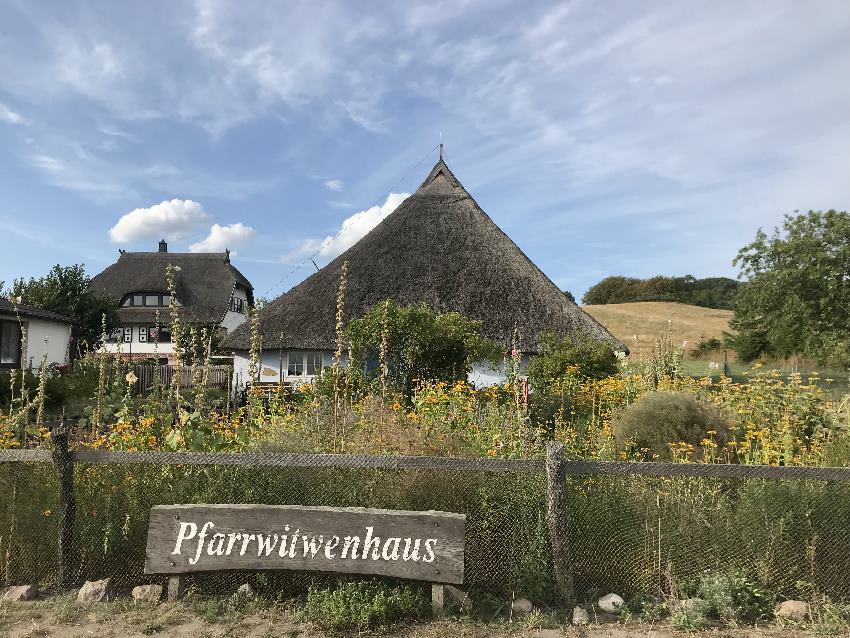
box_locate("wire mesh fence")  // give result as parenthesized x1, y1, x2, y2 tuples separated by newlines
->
(2, 447, 850, 605)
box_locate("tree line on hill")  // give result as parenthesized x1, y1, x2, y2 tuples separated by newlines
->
(581, 275, 740, 309)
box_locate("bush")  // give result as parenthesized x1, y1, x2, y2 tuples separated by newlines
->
(697, 571, 775, 623)
(302, 579, 428, 631)
(612, 391, 732, 460)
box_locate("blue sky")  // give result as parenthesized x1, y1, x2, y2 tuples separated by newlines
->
(1, 1, 848, 302)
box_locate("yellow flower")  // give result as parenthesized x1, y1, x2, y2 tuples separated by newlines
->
(125, 371, 138, 385)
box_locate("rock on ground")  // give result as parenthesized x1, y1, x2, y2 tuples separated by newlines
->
(2, 585, 38, 602)
(444, 585, 472, 612)
(597, 593, 625, 614)
(775, 600, 810, 621)
(572, 606, 590, 625)
(512, 597, 534, 618)
(78, 578, 114, 603)
(132, 584, 163, 603)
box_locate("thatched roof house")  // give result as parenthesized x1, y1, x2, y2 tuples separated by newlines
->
(90, 241, 253, 361)
(225, 158, 624, 366)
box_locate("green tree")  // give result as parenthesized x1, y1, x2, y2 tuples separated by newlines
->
(346, 301, 499, 397)
(10, 264, 119, 357)
(582, 276, 642, 304)
(730, 210, 850, 364)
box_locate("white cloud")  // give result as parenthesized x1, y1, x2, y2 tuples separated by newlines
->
(324, 179, 344, 191)
(189, 222, 256, 255)
(0, 102, 25, 125)
(109, 199, 210, 243)
(283, 192, 409, 264)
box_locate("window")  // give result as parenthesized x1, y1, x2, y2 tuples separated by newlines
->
(0, 321, 21, 368)
(123, 327, 132, 343)
(306, 351, 322, 376)
(138, 326, 147, 343)
(121, 293, 177, 307)
(287, 351, 304, 376)
(158, 326, 172, 343)
(229, 297, 244, 313)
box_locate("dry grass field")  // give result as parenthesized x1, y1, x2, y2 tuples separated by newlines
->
(583, 301, 733, 359)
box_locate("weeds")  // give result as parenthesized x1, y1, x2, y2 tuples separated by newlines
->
(302, 579, 428, 631)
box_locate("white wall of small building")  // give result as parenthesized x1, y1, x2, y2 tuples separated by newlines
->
(232, 349, 525, 389)
(22, 319, 71, 369)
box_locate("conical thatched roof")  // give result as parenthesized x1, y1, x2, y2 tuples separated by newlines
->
(225, 159, 625, 353)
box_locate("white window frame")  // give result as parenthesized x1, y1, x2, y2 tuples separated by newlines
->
(123, 327, 132, 343)
(138, 326, 147, 343)
(287, 351, 304, 376)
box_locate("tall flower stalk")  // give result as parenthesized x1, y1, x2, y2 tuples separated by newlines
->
(332, 261, 349, 451)
(166, 265, 184, 412)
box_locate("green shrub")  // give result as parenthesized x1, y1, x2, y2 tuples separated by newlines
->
(302, 579, 428, 631)
(698, 571, 775, 623)
(627, 593, 667, 621)
(612, 391, 732, 459)
(670, 606, 707, 631)
(690, 336, 725, 358)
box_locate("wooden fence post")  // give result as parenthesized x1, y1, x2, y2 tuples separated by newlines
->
(51, 422, 76, 589)
(546, 441, 574, 605)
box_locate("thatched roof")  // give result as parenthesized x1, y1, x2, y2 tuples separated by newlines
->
(0, 299, 72, 324)
(90, 251, 253, 326)
(224, 159, 625, 353)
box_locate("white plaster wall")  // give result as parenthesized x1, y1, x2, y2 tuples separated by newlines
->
(23, 319, 71, 369)
(232, 349, 338, 387)
(220, 286, 250, 332)
(468, 356, 530, 387)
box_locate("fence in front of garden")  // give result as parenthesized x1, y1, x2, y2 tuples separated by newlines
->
(2, 430, 850, 605)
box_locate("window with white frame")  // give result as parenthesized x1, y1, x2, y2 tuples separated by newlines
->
(287, 351, 304, 376)
(138, 326, 147, 343)
(123, 327, 132, 343)
(305, 351, 322, 376)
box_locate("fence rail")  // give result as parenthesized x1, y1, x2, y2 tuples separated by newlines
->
(3, 447, 850, 480)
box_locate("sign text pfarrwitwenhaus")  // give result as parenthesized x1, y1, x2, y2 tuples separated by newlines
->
(144, 504, 465, 584)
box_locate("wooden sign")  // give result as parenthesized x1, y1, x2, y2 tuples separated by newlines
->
(144, 504, 465, 585)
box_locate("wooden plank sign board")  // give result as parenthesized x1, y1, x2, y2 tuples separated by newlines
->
(145, 504, 465, 585)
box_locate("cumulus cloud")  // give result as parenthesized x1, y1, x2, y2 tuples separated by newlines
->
(109, 199, 210, 243)
(324, 179, 344, 191)
(189, 222, 256, 254)
(283, 192, 409, 264)
(0, 102, 25, 125)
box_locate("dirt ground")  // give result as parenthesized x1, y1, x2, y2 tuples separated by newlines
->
(0, 595, 818, 638)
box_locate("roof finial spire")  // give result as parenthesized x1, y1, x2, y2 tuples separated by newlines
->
(439, 142, 444, 161)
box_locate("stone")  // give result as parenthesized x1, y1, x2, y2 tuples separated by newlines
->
(444, 585, 472, 613)
(132, 584, 163, 603)
(2, 585, 38, 602)
(236, 583, 256, 599)
(511, 597, 534, 618)
(775, 600, 811, 621)
(77, 578, 114, 604)
(597, 593, 625, 614)
(571, 606, 589, 625)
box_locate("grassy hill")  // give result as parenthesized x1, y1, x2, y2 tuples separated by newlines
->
(583, 301, 733, 360)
